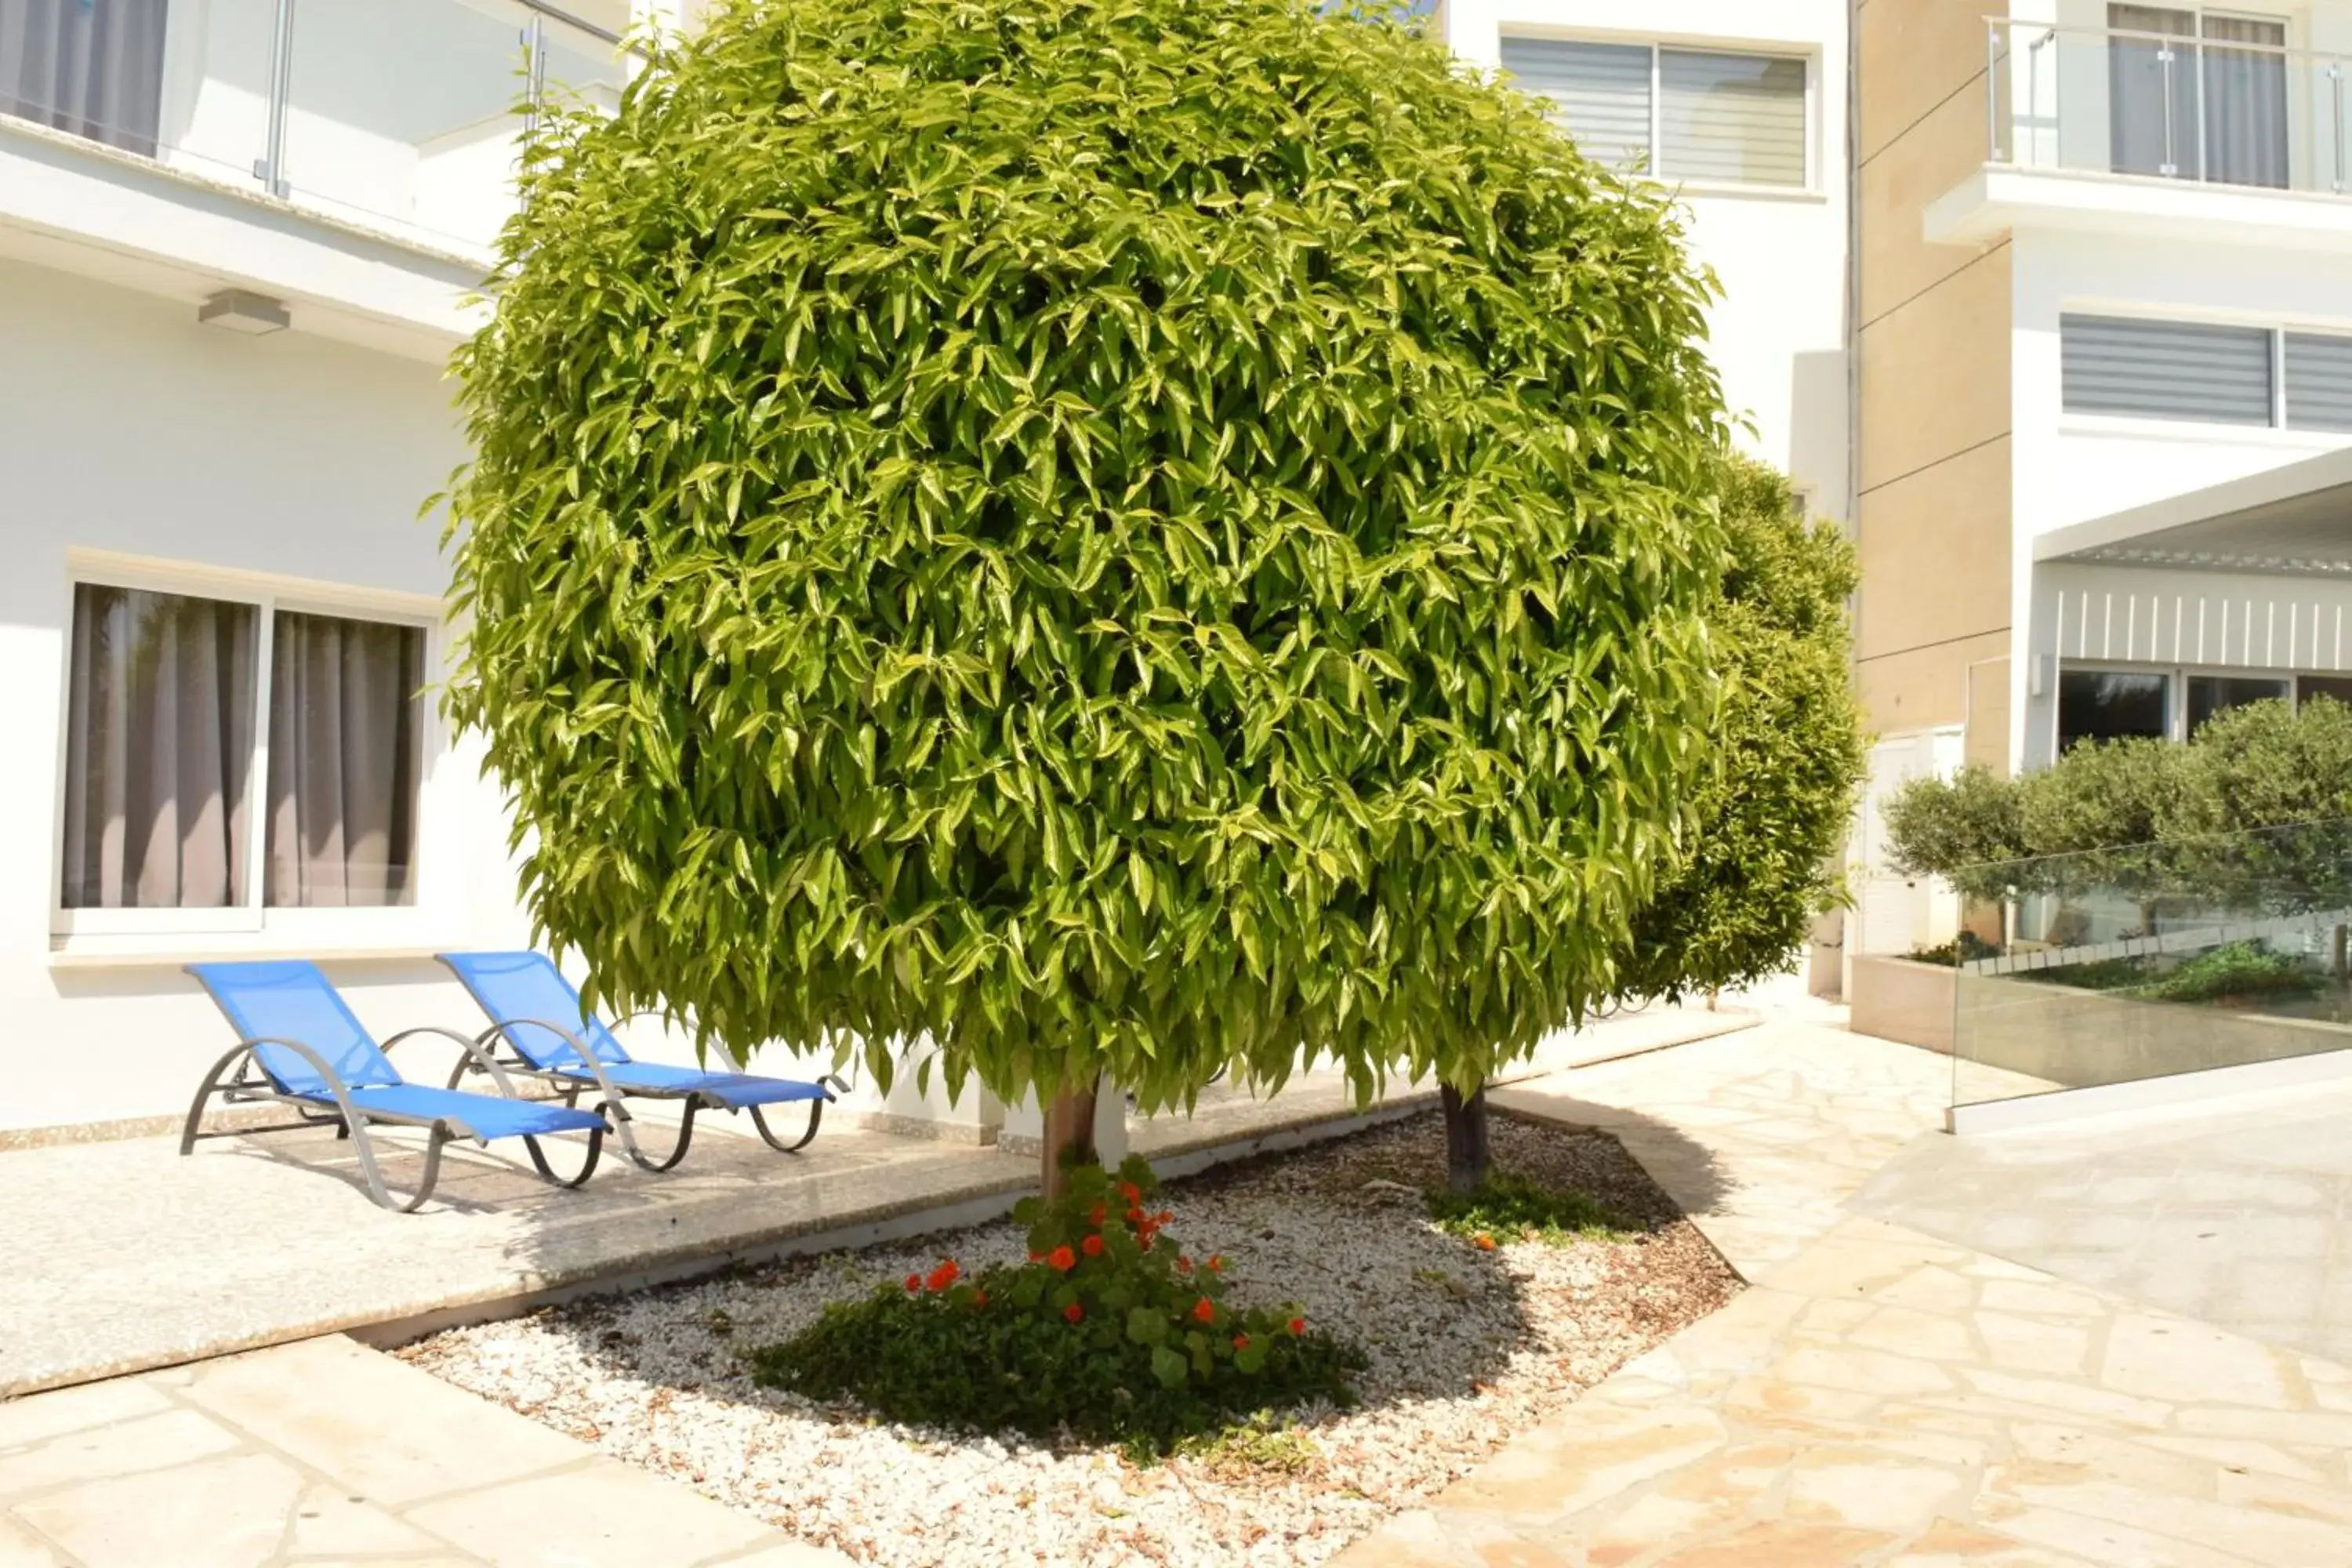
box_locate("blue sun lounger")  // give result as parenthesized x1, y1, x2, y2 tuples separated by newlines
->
(437, 950, 843, 1171)
(183, 960, 608, 1212)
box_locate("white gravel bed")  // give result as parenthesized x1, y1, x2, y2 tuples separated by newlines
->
(401, 1112, 1737, 1566)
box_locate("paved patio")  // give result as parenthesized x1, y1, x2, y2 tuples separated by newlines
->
(1857, 1076, 2352, 1370)
(0, 1334, 844, 1566)
(1337, 1010, 2352, 1567)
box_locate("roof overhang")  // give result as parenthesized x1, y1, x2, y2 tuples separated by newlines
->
(2035, 447, 2352, 577)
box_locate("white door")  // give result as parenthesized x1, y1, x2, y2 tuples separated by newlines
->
(1852, 728, 1965, 956)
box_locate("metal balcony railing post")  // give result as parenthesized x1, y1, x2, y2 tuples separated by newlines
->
(2160, 43, 2179, 176)
(2335, 62, 2347, 194)
(1987, 21, 2000, 161)
(523, 12, 548, 142)
(256, 0, 296, 196)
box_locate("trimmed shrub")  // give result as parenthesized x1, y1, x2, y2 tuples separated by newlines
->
(1616, 456, 1866, 1000)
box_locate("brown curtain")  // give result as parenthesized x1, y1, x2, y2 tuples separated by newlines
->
(61, 586, 257, 908)
(0, 0, 171, 157)
(265, 612, 423, 907)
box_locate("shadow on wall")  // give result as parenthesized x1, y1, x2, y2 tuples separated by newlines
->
(1788, 347, 1850, 517)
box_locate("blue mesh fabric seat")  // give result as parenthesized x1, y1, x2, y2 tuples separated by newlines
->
(183, 960, 606, 1211)
(437, 950, 839, 1171)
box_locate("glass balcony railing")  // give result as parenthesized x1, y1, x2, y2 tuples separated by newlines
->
(0, 0, 635, 255)
(1987, 17, 2352, 198)
(1951, 818, 2352, 1113)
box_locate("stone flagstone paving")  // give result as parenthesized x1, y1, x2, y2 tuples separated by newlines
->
(1338, 1014, 2352, 1566)
(0, 1334, 844, 1566)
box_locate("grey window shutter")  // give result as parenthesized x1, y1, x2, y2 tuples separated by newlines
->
(2060, 314, 2274, 424)
(2285, 333, 2352, 433)
(1497, 37, 1652, 172)
(1658, 49, 1806, 186)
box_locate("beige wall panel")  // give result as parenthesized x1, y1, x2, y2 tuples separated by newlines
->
(1858, 0, 2002, 164)
(1854, 435, 2011, 663)
(1965, 655, 2013, 775)
(1857, 630, 2011, 736)
(1860, 89, 1997, 328)
(1857, 249, 2010, 494)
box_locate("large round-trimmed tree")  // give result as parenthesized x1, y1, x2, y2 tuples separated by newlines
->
(445, 0, 1733, 1192)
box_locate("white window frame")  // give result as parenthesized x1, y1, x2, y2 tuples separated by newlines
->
(50, 550, 444, 944)
(1495, 30, 1819, 195)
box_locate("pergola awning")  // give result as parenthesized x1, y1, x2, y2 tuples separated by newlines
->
(2035, 447, 2352, 577)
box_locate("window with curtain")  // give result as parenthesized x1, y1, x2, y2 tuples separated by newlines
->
(61, 586, 257, 909)
(2107, 5, 2288, 189)
(61, 585, 426, 915)
(266, 611, 424, 907)
(0, 0, 171, 157)
(1497, 36, 1808, 188)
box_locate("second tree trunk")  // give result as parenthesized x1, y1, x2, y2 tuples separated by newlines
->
(1440, 1081, 1490, 1195)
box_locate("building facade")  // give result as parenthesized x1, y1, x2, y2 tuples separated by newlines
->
(1855, 0, 2352, 956)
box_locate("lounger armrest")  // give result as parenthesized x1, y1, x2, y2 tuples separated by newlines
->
(382, 1025, 531, 1107)
(208, 1034, 460, 1134)
(472, 1017, 633, 1121)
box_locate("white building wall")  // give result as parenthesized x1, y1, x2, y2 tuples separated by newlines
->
(2010, 229, 2352, 545)
(0, 255, 978, 1138)
(1439, 0, 1853, 519)
(0, 257, 506, 1132)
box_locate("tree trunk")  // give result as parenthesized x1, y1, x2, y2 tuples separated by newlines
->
(2334, 923, 2347, 982)
(1439, 1082, 1490, 1196)
(1040, 1078, 1102, 1203)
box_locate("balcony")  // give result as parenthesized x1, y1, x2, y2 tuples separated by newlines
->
(0, 0, 635, 259)
(1929, 17, 2352, 252)
(1990, 16, 2348, 194)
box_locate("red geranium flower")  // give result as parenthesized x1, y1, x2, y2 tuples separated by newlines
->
(1191, 1297, 1216, 1323)
(1232, 1334, 1250, 1351)
(1119, 1181, 1141, 1203)
(971, 1290, 989, 1308)
(1087, 1202, 1108, 1228)
(1123, 1207, 1145, 1226)
(1081, 1234, 1105, 1258)
(1047, 1245, 1077, 1272)
(1288, 1316, 1305, 1336)
(1176, 1256, 1193, 1274)
(904, 1274, 921, 1293)
(1156, 1210, 1173, 1225)
(926, 1260, 960, 1291)
(1063, 1302, 1084, 1324)
(1206, 1254, 1225, 1272)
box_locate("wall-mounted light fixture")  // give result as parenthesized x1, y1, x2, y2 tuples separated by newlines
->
(198, 289, 290, 335)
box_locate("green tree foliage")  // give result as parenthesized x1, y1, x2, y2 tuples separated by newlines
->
(1882, 765, 2027, 906)
(1883, 699, 2352, 914)
(1615, 458, 1865, 1000)
(2173, 696, 2352, 833)
(442, 0, 1733, 1144)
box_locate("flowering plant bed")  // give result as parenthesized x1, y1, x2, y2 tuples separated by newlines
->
(750, 1157, 1367, 1454)
(400, 1113, 1737, 1566)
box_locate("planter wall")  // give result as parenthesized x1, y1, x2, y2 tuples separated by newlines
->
(1849, 955, 1956, 1054)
